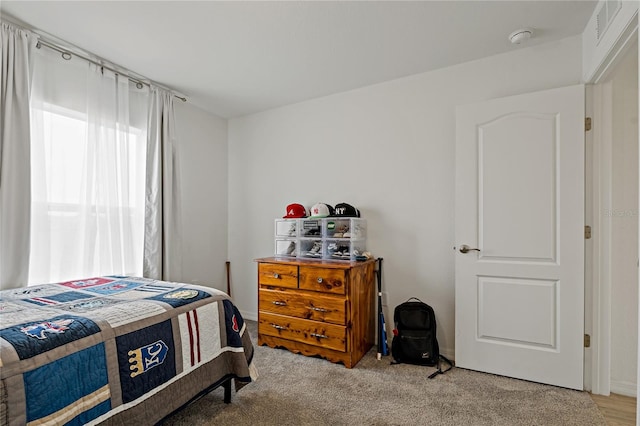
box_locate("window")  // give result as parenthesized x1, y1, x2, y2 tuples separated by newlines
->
(28, 56, 148, 284)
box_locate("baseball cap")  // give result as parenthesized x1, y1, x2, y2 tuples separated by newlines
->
(333, 202, 360, 217)
(283, 203, 308, 218)
(309, 203, 334, 218)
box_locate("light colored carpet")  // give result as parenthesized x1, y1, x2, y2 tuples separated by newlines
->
(163, 321, 605, 426)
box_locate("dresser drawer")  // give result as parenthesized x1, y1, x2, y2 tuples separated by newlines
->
(299, 266, 346, 295)
(259, 288, 346, 325)
(258, 263, 298, 289)
(259, 312, 346, 352)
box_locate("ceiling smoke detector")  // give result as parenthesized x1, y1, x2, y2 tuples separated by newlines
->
(509, 28, 533, 44)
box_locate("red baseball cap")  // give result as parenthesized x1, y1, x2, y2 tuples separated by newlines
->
(283, 203, 307, 218)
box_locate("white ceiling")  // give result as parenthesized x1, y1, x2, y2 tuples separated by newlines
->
(1, 1, 597, 118)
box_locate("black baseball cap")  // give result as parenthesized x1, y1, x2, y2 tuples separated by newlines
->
(333, 203, 360, 217)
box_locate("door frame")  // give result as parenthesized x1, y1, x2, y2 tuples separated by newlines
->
(586, 20, 638, 397)
(586, 80, 614, 396)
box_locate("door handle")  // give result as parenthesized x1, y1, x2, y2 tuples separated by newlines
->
(459, 244, 481, 254)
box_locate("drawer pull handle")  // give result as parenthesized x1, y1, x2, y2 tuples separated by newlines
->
(272, 301, 287, 306)
(310, 333, 328, 339)
(316, 277, 323, 283)
(308, 306, 327, 312)
(273, 273, 280, 279)
(271, 324, 287, 330)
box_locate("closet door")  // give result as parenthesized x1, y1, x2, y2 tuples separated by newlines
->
(455, 85, 585, 390)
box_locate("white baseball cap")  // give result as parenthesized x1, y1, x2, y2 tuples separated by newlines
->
(309, 202, 333, 218)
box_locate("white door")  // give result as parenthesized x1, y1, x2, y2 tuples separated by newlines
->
(455, 85, 585, 390)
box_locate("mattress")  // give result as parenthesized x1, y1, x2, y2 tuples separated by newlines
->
(0, 276, 257, 425)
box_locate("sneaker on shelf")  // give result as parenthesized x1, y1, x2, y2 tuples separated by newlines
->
(286, 242, 296, 255)
(288, 223, 296, 237)
(308, 241, 322, 256)
(334, 245, 348, 259)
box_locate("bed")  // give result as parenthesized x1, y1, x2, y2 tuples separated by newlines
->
(0, 276, 257, 425)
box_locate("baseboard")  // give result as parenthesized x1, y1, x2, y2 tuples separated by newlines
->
(440, 348, 455, 363)
(610, 380, 637, 397)
(240, 309, 258, 322)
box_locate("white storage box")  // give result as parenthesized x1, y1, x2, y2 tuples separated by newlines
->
(275, 219, 299, 238)
(298, 238, 324, 258)
(273, 217, 368, 261)
(324, 218, 366, 239)
(275, 239, 297, 257)
(300, 219, 322, 238)
(325, 239, 366, 261)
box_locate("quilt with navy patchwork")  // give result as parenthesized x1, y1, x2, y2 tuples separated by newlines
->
(0, 276, 257, 425)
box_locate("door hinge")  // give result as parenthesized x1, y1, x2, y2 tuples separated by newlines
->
(584, 334, 591, 348)
(585, 117, 592, 131)
(585, 225, 592, 239)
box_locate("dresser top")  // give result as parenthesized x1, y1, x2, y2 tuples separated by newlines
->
(255, 256, 375, 269)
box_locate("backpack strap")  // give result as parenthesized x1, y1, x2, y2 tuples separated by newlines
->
(405, 297, 424, 303)
(427, 355, 454, 379)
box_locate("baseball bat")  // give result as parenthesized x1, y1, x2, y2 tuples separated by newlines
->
(225, 261, 231, 297)
(377, 257, 389, 359)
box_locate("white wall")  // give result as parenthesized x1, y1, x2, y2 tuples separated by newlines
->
(174, 101, 229, 291)
(609, 46, 639, 396)
(227, 35, 583, 357)
(637, 29, 640, 423)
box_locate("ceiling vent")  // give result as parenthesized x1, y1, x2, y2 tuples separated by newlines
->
(596, 0, 622, 42)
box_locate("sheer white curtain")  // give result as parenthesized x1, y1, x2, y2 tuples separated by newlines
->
(144, 87, 182, 281)
(29, 45, 149, 284)
(0, 22, 36, 289)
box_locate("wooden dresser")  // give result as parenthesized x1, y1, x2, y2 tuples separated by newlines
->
(256, 257, 375, 368)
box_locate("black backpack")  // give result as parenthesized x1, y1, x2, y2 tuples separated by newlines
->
(391, 298, 453, 378)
